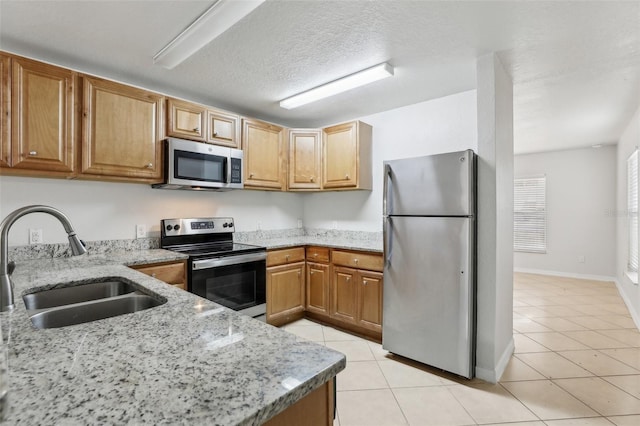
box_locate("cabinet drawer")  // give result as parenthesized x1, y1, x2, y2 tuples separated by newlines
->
(132, 261, 186, 285)
(267, 247, 306, 266)
(331, 250, 383, 272)
(306, 246, 330, 263)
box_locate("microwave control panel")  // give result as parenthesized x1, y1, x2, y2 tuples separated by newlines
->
(230, 158, 242, 183)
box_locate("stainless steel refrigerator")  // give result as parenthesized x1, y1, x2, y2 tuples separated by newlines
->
(382, 149, 476, 379)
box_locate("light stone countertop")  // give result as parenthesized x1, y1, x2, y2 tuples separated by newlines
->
(2, 249, 345, 425)
(235, 229, 383, 253)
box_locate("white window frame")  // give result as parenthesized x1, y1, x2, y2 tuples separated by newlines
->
(514, 176, 547, 253)
(627, 149, 638, 283)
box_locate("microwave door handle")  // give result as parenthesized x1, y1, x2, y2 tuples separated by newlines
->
(192, 252, 266, 270)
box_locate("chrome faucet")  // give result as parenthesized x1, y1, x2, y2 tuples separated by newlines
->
(0, 205, 87, 311)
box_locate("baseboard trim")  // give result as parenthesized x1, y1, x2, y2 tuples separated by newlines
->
(614, 279, 640, 330)
(475, 337, 515, 383)
(514, 267, 615, 283)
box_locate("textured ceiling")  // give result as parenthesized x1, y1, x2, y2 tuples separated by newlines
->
(1, 0, 639, 154)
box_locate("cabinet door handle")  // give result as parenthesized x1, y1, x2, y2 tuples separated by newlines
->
(193, 127, 200, 132)
(363, 280, 367, 285)
(346, 277, 350, 282)
(29, 151, 37, 156)
(212, 131, 218, 137)
(249, 173, 254, 178)
(297, 271, 301, 276)
(285, 255, 290, 261)
(310, 271, 314, 275)
(310, 176, 314, 182)
(345, 174, 350, 180)
(145, 163, 153, 168)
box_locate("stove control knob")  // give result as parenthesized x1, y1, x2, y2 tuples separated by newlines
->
(166, 225, 173, 231)
(174, 224, 181, 231)
(227, 222, 233, 228)
(223, 223, 228, 228)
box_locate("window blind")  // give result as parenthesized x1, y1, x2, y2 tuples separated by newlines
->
(514, 176, 546, 253)
(628, 150, 638, 272)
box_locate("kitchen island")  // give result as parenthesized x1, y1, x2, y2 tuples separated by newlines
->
(2, 250, 345, 425)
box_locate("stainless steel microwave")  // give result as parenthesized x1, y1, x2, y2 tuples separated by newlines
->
(152, 138, 243, 191)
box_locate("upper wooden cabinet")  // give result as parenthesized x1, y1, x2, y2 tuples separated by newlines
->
(323, 121, 372, 190)
(167, 98, 240, 148)
(167, 98, 205, 141)
(207, 110, 239, 147)
(82, 76, 163, 181)
(242, 118, 286, 190)
(0, 54, 10, 168)
(9, 56, 76, 174)
(288, 129, 322, 191)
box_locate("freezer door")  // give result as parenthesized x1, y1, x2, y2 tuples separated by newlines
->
(382, 216, 475, 378)
(383, 150, 475, 217)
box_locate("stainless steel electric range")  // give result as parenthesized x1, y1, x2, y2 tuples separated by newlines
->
(160, 217, 266, 318)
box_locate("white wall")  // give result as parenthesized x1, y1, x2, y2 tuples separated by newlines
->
(302, 90, 478, 231)
(0, 176, 303, 245)
(514, 147, 617, 279)
(616, 105, 640, 326)
(474, 53, 514, 383)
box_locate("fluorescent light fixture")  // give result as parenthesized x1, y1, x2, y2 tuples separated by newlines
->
(154, 0, 266, 69)
(279, 62, 394, 109)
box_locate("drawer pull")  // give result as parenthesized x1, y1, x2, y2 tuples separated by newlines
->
(29, 151, 37, 156)
(193, 127, 200, 132)
(213, 131, 218, 137)
(363, 280, 367, 285)
(313, 253, 318, 258)
(354, 259, 359, 264)
(310, 177, 314, 182)
(310, 271, 314, 275)
(145, 163, 153, 168)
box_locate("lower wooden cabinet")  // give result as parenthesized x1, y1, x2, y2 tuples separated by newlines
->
(306, 262, 330, 316)
(331, 266, 358, 325)
(266, 261, 305, 326)
(330, 266, 382, 334)
(130, 260, 187, 290)
(356, 270, 383, 333)
(263, 379, 334, 426)
(267, 246, 383, 339)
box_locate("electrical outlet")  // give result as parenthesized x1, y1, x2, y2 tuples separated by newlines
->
(29, 228, 43, 245)
(297, 219, 303, 229)
(257, 221, 262, 230)
(331, 220, 338, 230)
(136, 224, 146, 239)
(578, 255, 585, 263)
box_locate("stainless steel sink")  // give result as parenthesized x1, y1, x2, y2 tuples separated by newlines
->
(29, 294, 164, 329)
(23, 278, 166, 329)
(23, 279, 137, 310)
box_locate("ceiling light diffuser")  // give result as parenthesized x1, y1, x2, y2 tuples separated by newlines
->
(279, 62, 394, 109)
(154, 0, 266, 69)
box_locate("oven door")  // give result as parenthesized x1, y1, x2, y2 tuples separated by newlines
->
(190, 252, 266, 317)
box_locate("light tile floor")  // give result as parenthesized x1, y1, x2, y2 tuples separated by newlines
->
(281, 273, 640, 425)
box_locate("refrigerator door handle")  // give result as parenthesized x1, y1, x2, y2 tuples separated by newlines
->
(383, 216, 393, 267)
(383, 163, 393, 216)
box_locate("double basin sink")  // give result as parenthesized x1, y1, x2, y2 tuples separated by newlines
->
(23, 279, 166, 329)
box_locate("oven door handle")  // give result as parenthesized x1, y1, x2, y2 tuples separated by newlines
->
(192, 252, 267, 270)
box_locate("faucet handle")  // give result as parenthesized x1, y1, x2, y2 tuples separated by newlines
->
(7, 261, 15, 276)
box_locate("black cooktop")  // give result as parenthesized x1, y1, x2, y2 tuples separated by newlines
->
(165, 242, 265, 258)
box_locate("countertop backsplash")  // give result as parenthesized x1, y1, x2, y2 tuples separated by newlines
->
(9, 228, 384, 261)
